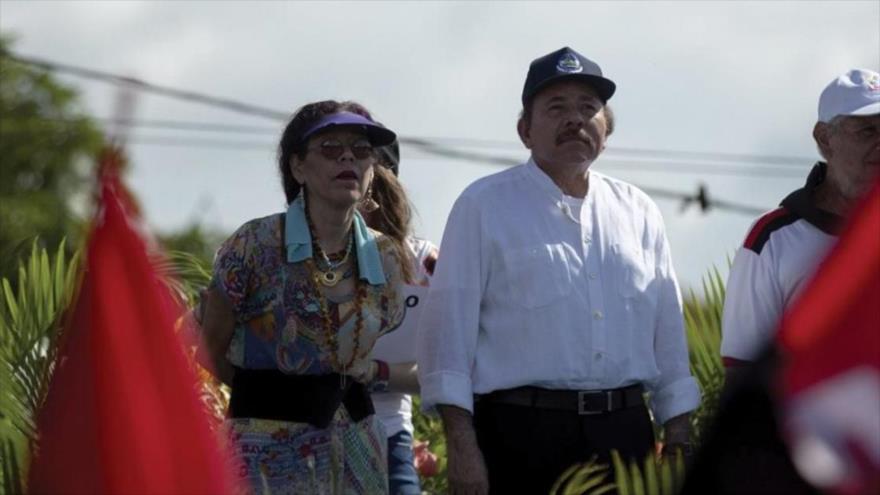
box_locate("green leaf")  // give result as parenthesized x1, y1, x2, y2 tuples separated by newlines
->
(629, 459, 645, 495)
(611, 451, 630, 495)
(1, 280, 18, 325)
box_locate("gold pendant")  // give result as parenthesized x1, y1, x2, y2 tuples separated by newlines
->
(320, 270, 340, 287)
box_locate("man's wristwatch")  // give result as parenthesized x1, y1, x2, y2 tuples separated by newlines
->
(369, 360, 390, 393)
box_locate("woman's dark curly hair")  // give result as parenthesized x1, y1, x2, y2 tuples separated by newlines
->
(277, 100, 373, 203)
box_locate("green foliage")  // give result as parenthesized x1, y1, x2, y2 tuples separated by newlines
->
(158, 224, 226, 272)
(411, 396, 449, 494)
(682, 266, 725, 445)
(553, 451, 686, 495)
(0, 241, 80, 493)
(611, 451, 686, 495)
(551, 457, 615, 495)
(0, 34, 102, 281)
(154, 249, 213, 307)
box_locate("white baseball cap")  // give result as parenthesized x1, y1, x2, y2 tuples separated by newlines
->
(818, 68, 880, 123)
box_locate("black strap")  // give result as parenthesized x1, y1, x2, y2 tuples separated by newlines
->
(229, 367, 374, 428)
(279, 212, 286, 259)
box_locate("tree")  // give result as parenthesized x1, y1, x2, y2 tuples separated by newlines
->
(0, 35, 102, 280)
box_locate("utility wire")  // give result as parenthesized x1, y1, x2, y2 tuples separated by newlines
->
(2, 116, 805, 178)
(8, 52, 778, 216)
(129, 136, 273, 150)
(5, 115, 814, 167)
(6, 53, 290, 122)
(122, 136, 772, 215)
(102, 118, 280, 135)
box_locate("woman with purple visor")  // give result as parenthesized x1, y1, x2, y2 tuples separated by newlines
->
(200, 100, 410, 493)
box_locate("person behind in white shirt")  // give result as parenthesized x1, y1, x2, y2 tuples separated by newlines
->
(417, 46, 700, 495)
(360, 142, 440, 495)
(721, 69, 880, 372)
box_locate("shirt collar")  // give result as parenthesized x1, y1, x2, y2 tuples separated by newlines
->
(524, 159, 596, 224)
(780, 162, 844, 236)
(284, 195, 387, 285)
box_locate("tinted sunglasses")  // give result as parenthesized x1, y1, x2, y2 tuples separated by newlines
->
(310, 139, 375, 160)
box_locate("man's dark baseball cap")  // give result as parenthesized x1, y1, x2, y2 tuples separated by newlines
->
(521, 46, 616, 106)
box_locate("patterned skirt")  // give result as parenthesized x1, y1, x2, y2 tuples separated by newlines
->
(229, 409, 388, 494)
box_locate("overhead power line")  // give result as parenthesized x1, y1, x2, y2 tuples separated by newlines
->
(5, 115, 814, 168)
(7, 52, 781, 216)
(7, 53, 290, 122)
(1, 115, 805, 178)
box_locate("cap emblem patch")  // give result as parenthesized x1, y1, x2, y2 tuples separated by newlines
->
(556, 53, 583, 74)
(866, 73, 880, 92)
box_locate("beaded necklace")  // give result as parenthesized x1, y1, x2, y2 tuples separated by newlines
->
(312, 266, 368, 379)
(304, 197, 367, 384)
(313, 236, 354, 287)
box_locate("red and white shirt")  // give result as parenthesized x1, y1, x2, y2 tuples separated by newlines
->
(721, 163, 843, 363)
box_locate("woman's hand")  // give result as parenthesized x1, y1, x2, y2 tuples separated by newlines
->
(349, 359, 378, 384)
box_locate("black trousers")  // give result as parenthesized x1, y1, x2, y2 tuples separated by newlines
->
(474, 399, 655, 495)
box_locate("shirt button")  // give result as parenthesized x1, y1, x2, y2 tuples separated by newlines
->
(589, 273, 597, 280)
(593, 310, 603, 320)
(595, 352, 603, 360)
(583, 235, 592, 244)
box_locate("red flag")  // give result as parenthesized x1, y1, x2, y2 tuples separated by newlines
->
(777, 179, 880, 494)
(28, 148, 238, 494)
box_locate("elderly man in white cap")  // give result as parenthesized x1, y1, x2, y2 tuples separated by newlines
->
(721, 69, 880, 369)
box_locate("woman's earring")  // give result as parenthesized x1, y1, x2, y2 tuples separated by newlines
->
(360, 183, 380, 213)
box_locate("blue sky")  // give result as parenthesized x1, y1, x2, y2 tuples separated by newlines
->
(2, 0, 878, 290)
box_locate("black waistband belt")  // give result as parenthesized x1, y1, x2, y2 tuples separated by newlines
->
(476, 384, 644, 415)
(229, 367, 374, 428)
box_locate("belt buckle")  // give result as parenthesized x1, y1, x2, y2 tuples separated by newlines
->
(577, 390, 613, 415)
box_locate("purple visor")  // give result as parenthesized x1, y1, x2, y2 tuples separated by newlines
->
(301, 112, 397, 147)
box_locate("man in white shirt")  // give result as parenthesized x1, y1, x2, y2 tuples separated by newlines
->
(721, 69, 880, 368)
(417, 46, 700, 494)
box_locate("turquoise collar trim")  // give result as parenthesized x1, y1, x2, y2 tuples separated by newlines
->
(284, 196, 386, 286)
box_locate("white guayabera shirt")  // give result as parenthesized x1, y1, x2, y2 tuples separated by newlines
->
(417, 159, 700, 425)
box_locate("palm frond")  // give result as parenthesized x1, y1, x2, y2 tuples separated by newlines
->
(552, 456, 614, 495)
(682, 266, 726, 444)
(0, 240, 80, 491)
(153, 250, 213, 307)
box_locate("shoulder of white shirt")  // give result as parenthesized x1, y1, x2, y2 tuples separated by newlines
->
(458, 163, 531, 199)
(589, 169, 659, 212)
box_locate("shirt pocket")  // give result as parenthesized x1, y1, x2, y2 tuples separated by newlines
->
(611, 243, 653, 299)
(502, 243, 572, 309)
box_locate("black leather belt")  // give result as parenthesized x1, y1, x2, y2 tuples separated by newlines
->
(476, 384, 644, 415)
(229, 367, 374, 428)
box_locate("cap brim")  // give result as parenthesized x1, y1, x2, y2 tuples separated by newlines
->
(524, 74, 616, 105)
(311, 123, 397, 147)
(849, 102, 880, 117)
(302, 112, 398, 147)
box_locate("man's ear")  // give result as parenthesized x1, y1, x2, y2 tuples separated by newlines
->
(517, 118, 532, 149)
(813, 122, 833, 160)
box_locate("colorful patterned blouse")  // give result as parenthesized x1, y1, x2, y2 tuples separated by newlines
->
(212, 196, 406, 376)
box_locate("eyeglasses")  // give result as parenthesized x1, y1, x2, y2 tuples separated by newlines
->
(309, 139, 375, 160)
